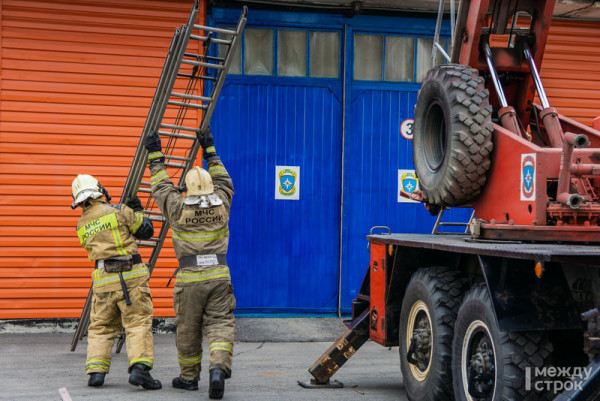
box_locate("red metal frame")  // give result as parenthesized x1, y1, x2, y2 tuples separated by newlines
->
(471, 106, 600, 241)
(369, 243, 387, 345)
(447, 0, 600, 242)
(454, 0, 555, 127)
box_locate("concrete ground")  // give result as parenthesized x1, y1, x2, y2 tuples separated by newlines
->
(0, 318, 407, 401)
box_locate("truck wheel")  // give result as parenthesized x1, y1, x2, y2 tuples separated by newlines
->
(400, 267, 467, 400)
(452, 284, 553, 401)
(413, 64, 493, 206)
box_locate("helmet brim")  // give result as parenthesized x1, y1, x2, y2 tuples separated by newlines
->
(71, 189, 103, 208)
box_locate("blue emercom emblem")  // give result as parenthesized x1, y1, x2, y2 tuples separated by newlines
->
(522, 155, 535, 199)
(279, 169, 296, 196)
(401, 172, 418, 194)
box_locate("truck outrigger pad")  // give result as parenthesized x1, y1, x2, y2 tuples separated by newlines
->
(298, 309, 369, 388)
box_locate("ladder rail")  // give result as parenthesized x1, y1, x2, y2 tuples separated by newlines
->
(199, 7, 247, 134)
(122, 28, 184, 204)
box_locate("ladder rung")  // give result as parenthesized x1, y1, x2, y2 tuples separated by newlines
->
(438, 222, 469, 227)
(140, 181, 151, 187)
(158, 130, 196, 140)
(168, 100, 208, 110)
(181, 59, 225, 70)
(197, 75, 218, 81)
(177, 72, 217, 81)
(165, 161, 187, 169)
(143, 209, 163, 215)
(171, 92, 212, 102)
(136, 240, 158, 247)
(160, 123, 200, 133)
(138, 187, 152, 194)
(189, 35, 232, 46)
(184, 53, 225, 63)
(194, 24, 237, 36)
(147, 215, 166, 223)
(164, 154, 193, 162)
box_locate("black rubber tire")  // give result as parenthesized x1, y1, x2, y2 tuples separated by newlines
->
(452, 284, 554, 401)
(413, 64, 493, 206)
(399, 267, 468, 401)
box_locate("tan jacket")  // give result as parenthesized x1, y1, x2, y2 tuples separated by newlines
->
(76, 199, 153, 292)
(150, 159, 234, 286)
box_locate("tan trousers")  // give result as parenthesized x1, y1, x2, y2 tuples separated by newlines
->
(85, 284, 155, 374)
(173, 280, 236, 380)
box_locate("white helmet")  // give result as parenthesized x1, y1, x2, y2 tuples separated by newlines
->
(185, 166, 214, 196)
(71, 174, 104, 208)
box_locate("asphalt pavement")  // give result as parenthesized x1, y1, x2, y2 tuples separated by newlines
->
(0, 318, 408, 400)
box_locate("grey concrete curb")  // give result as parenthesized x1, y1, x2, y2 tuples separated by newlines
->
(0, 317, 348, 342)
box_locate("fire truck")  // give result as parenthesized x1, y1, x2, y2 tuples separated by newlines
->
(302, 0, 600, 399)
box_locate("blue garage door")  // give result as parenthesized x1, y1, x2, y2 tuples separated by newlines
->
(210, 9, 468, 314)
(340, 26, 473, 311)
(210, 10, 344, 313)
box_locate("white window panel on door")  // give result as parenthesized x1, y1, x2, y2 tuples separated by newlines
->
(385, 36, 414, 82)
(245, 28, 274, 75)
(353, 34, 383, 81)
(278, 30, 307, 77)
(310, 31, 340, 78)
(416, 37, 447, 82)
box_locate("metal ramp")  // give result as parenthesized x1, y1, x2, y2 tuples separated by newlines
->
(70, 1, 247, 352)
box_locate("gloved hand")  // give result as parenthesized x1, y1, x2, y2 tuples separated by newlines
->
(197, 128, 218, 161)
(126, 196, 143, 212)
(144, 133, 164, 166)
(144, 133, 162, 153)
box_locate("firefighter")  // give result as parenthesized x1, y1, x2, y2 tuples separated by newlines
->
(71, 174, 162, 390)
(144, 128, 235, 400)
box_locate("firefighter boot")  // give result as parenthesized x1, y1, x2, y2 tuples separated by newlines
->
(88, 372, 105, 387)
(172, 376, 199, 390)
(129, 363, 162, 390)
(209, 369, 225, 399)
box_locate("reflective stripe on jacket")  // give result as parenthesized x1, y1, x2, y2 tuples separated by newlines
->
(76, 199, 152, 261)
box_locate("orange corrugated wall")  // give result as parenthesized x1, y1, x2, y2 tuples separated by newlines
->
(0, 0, 205, 319)
(541, 19, 600, 126)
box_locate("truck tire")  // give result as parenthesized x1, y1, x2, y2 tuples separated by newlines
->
(400, 267, 468, 400)
(413, 64, 493, 206)
(452, 284, 553, 401)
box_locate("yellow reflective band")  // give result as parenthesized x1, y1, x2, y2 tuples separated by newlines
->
(208, 165, 228, 176)
(130, 358, 153, 369)
(111, 227, 127, 256)
(93, 266, 149, 287)
(172, 227, 228, 242)
(148, 151, 164, 160)
(176, 267, 231, 284)
(209, 341, 233, 352)
(151, 170, 169, 185)
(205, 146, 215, 153)
(209, 342, 233, 355)
(86, 358, 111, 372)
(178, 354, 202, 365)
(129, 212, 144, 233)
(210, 346, 233, 355)
(77, 213, 118, 246)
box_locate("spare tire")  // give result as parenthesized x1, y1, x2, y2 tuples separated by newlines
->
(413, 64, 493, 206)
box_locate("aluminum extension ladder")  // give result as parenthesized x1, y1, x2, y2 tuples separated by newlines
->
(70, 1, 247, 352)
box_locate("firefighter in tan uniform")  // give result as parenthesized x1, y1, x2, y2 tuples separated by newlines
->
(144, 128, 235, 399)
(71, 175, 162, 390)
